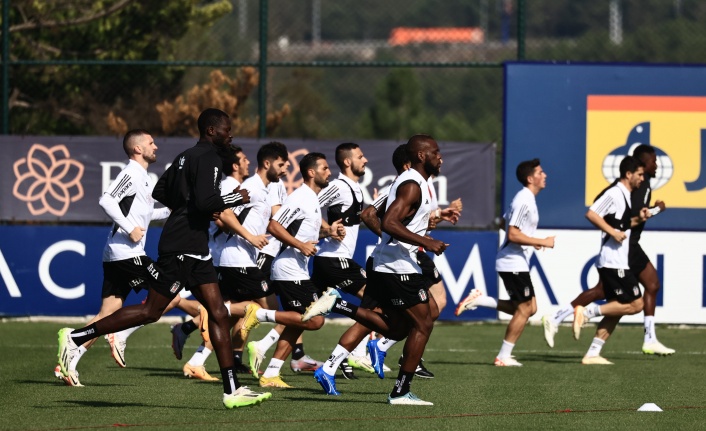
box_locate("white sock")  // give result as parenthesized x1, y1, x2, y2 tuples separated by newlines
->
(323, 345, 349, 375)
(644, 316, 656, 344)
(188, 345, 212, 367)
(116, 325, 143, 340)
(224, 301, 231, 317)
(257, 329, 280, 352)
(551, 304, 575, 325)
(69, 346, 88, 371)
(255, 308, 277, 323)
(584, 303, 602, 319)
(350, 337, 368, 357)
(378, 338, 398, 353)
(586, 337, 605, 357)
(476, 296, 499, 309)
(262, 358, 284, 378)
(498, 340, 514, 358)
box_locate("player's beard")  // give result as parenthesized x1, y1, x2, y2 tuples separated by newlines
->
(315, 175, 329, 189)
(266, 166, 280, 182)
(425, 159, 441, 176)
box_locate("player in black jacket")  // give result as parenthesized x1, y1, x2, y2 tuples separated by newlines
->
(57, 109, 272, 408)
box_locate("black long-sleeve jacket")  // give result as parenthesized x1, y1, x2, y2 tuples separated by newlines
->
(152, 140, 244, 256)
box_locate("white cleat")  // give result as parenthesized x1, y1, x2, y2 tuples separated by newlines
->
(581, 355, 613, 365)
(246, 341, 266, 379)
(494, 356, 523, 367)
(455, 289, 483, 316)
(57, 328, 79, 377)
(572, 306, 587, 341)
(542, 315, 559, 348)
(642, 341, 676, 356)
(62, 369, 84, 387)
(301, 287, 341, 321)
(388, 392, 433, 406)
(105, 333, 127, 368)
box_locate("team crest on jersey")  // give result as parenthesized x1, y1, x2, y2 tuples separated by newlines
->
(617, 269, 625, 278)
(178, 156, 185, 169)
(312, 293, 318, 301)
(418, 289, 427, 301)
(261, 281, 269, 292)
(169, 281, 181, 294)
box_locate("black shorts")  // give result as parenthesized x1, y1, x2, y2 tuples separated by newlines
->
(218, 266, 271, 301)
(272, 279, 324, 314)
(101, 256, 154, 298)
(598, 267, 642, 304)
(628, 243, 650, 276)
(359, 257, 380, 310)
(256, 253, 275, 280)
(417, 252, 442, 288)
(312, 256, 366, 295)
(150, 254, 218, 299)
(498, 272, 535, 303)
(367, 270, 429, 310)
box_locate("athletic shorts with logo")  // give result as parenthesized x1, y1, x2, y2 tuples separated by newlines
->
(367, 270, 429, 309)
(256, 253, 275, 280)
(498, 271, 535, 303)
(272, 279, 324, 313)
(417, 251, 442, 288)
(150, 254, 218, 299)
(598, 267, 642, 304)
(358, 257, 380, 310)
(218, 266, 270, 301)
(102, 256, 155, 298)
(312, 256, 366, 295)
(628, 243, 650, 276)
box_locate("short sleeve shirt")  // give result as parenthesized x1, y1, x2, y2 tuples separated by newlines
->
(495, 187, 538, 272)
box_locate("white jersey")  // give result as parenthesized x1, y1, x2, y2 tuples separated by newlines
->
(220, 174, 271, 268)
(373, 168, 432, 274)
(496, 187, 538, 272)
(260, 180, 288, 258)
(317, 173, 363, 259)
(590, 182, 632, 270)
(208, 176, 240, 267)
(101, 160, 170, 262)
(271, 184, 322, 280)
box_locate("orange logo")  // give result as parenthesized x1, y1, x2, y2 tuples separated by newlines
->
(13, 144, 84, 216)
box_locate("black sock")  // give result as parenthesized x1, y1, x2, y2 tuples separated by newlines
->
(292, 343, 305, 360)
(390, 370, 414, 398)
(332, 298, 359, 319)
(233, 351, 243, 364)
(181, 320, 198, 335)
(70, 324, 98, 346)
(221, 367, 240, 395)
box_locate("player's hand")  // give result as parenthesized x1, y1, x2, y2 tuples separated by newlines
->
(212, 211, 221, 221)
(612, 231, 627, 243)
(299, 240, 319, 257)
(440, 208, 460, 224)
(247, 234, 269, 250)
(129, 227, 146, 243)
(543, 236, 555, 249)
(449, 198, 463, 212)
(372, 187, 379, 200)
(329, 219, 346, 241)
(639, 207, 651, 221)
(655, 200, 666, 212)
(424, 238, 449, 256)
(427, 216, 438, 230)
(234, 186, 250, 204)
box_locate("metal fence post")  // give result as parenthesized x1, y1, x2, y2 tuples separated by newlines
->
(517, 0, 526, 60)
(258, 0, 268, 138)
(2, 0, 9, 134)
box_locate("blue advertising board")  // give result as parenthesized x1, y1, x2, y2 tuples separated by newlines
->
(504, 62, 706, 230)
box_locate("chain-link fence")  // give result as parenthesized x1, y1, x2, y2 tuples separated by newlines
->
(2, 0, 705, 141)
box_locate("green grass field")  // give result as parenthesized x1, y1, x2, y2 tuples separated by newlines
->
(2, 320, 705, 430)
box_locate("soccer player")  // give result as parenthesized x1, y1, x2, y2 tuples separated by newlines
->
(240, 152, 344, 388)
(57, 108, 272, 408)
(54, 129, 170, 386)
(304, 135, 447, 405)
(542, 145, 673, 355)
(455, 158, 554, 367)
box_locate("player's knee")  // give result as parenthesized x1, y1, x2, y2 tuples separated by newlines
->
(143, 308, 162, 324)
(628, 298, 644, 315)
(643, 280, 661, 294)
(209, 304, 229, 322)
(306, 316, 325, 330)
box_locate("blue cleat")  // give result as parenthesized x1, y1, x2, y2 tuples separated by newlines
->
(314, 367, 340, 395)
(367, 339, 387, 379)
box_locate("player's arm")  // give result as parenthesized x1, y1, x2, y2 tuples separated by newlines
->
(319, 218, 345, 240)
(585, 209, 626, 243)
(507, 226, 554, 249)
(193, 154, 249, 213)
(381, 182, 447, 255)
(361, 205, 382, 237)
(217, 209, 268, 249)
(151, 207, 171, 221)
(267, 219, 317, 256)
(100, 172, 143, 242)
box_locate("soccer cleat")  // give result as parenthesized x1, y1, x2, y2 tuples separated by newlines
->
(301, 287, 341, 321)
(223, 386, 272, 409)
(367, 339, 387, 379)
(388, 392, 433, 406)
(62, 369, 84, 387)
(348, 354, 375, 374)
(573, 305, 586, 340)
(414, 358, 434, 379)
(382, 362, 391, 372)
(240, 304, 261, 340)
(455, 289, 483, 316)
(314, 367, 340, 395)
(53, 364, 63, 380)
(199, 305, 210, 343)
(339, 359, 357, 380)
(542, 315, 559, 348)
(170, 324, 189, 360)
(581, 355, 613, 365)
(57, 328, 79, 377)
(642, 341, 676, 356)
(183, 363, 219, 381)
(259, 374, 292, 388)
(290, 355, 323, 372)
(105, 333, 127, 368)
(233, 362, 253, 374)
(246, 341, 266, 379)
(494, 356, 523, 367)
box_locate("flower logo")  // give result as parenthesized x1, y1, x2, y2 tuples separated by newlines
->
(13, 144, 84, 216)
(284, 148, 308, 194)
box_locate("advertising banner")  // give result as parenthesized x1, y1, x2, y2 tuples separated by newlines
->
(1, 136, 494, 228)
(504, 62, 706, 230)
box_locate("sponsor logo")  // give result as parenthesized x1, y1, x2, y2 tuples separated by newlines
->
(391, 298, 405, 306)
(586, 95, 706, 208)
(615, 288, 623, 296)
(336, 279, 353, 289)
(129, 278, 144, 288)
(146, 263, 159, 280)
(289, 300, 302, 307)
(617, 269, 625, 278)
(13, 144, 85, 216)
(116, 181, 132, 199)
(433, 268, 439, 279)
